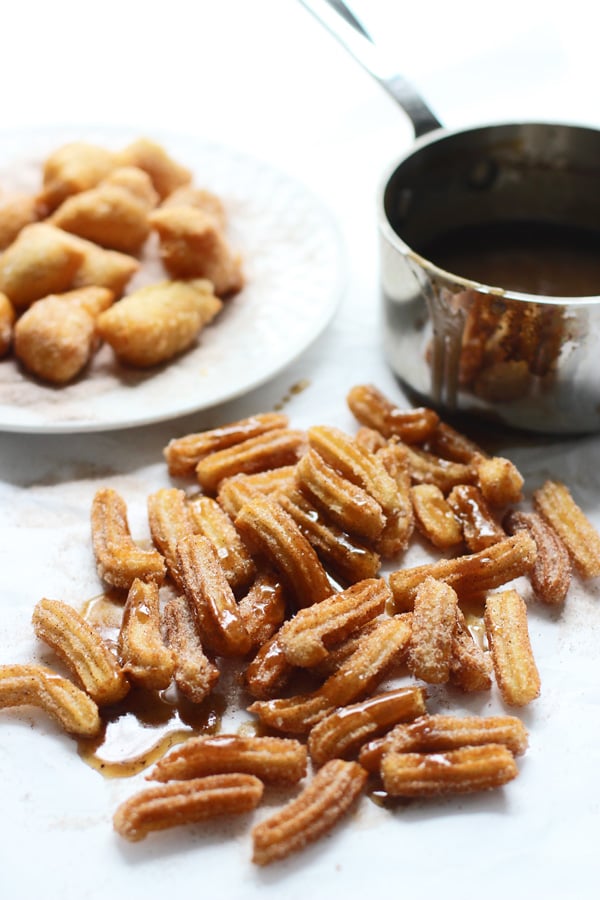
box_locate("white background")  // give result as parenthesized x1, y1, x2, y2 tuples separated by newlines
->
(1, 2, 599, 898)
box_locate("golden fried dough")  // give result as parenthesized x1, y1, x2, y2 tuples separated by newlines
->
(14, 295, 97, 383)
(97, 279, 222, 367)
(41, 141, 115, 210)
(149, 206, 243, 296)
(0, 192, 41, 249)
(0, 291, 15, 357)
(52, 183, 151, 253)
(115, 137, 192, 199)
(0, 223, 84, 310)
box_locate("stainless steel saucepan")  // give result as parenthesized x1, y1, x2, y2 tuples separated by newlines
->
(301, 0, 600, 434)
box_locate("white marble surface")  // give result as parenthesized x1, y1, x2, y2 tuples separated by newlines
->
(1, 2, 599, 898)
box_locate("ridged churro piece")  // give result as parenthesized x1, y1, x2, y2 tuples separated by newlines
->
(397, 443, 477, 493)
(150, 734, 307, 785)
(425, 421, 486, 463)
(217, 477, 259, 519)
(447, 484, 505, 552)
(0, 664, 100, 736)
(162, 595, 220, 703)
(533, 479, 600, 579)
(308, 687, 427, 766)
(311, 621, 380, 678)
(147, 488, 194, 588)
(188, 496, 255, 591)
(32, 598, 129, 706)
(277, 486, 381, 584)
(234, 493, 332, 609)
(308, 425, 401, 517)
(296, 449, 385, 542)
(277, 578, 390, 668)
(407, 577, 458, 684)
(248, 614, 413, 733)
(176, 534, 251, 658)
(358, 714, 527, 771)
(164, 413, 289, 478)
(195, 428, 306, 494)
(449, 608, 493, 692)
(238, 570, 287, 649)
(410, 484, 463, 549)
(381, 744, 518, 796)
(91, 487, 166, 590)
(504, 509, 571, 605)
(389, 531, 537, 611)
(475, 454, 524, 507)
(118, 579, 174, 690)
(484, 589, 541, 707)
(346, 384, 439, 444)
(114, 773, 263, 842)
(252, 759, 367, 866)
(374, 443, 415, 556)
(244, 635, 294, 700)
(354, 426, 387, 454)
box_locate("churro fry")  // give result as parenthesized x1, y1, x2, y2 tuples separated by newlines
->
(238, 570, 287, 649)
(163, 595, 220, 703)
(196, 428, 306, 494)
(397, 443, 477, 493)
(118, 579, 174, 691)
(0, 664, 100, 736)
(450, 608, 493, 692)
(147, 488, 195, 588)
(407, 577, 458, 684)
(504, 509, 571, 605)
(164, 413, 289, 478)
(346, 384, 439, 443)
(533, 479, 600, 578)
(358, 714, 527, 772)
(374, 443, 415, 556)
(484, 589, 541, 707)
(308, 425, 401, 518)
(475, 454, 524, 507)
(150, 734, 307, 785)
(410, 484, 463, 549)
(176, 534, 251, 658)
(277, 578, 390, 668)
(308, 687, 427, 766)
(381, 744, 519, 796)
(114, 773, 263, 842)
(248, 614, 412, 733)
(425, 421, 486, 463)
(91, 487, 166, 590)
(389, 530, 537, 611)
(277, 486, 381, 584)
(447, 484, 505, 552)
(234, 493, 332, 610)
(244, 634, 294, 700)
(188, 495, 255, 591)
(296, 448, 385, 542)
(32, 598, 129, 706)
(251, 759, 367, 866)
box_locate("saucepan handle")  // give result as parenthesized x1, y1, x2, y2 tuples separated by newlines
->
(298, 0, 443, 138)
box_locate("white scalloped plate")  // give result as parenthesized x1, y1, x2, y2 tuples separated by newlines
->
(0, 127, 344, 432)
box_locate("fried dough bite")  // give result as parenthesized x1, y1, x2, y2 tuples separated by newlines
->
(115, 138, 192, 199)
(149, 206, 244, 297)
(51, 183, 151, 254)
(0, 291, 15, 357)
(66, 233, 139, 297)
(100, 166, 159, 209)
(41, 141, 115, 211)
(14, 295, 98, 383)
(0, 223, 84, 310)
(96, 279, 222, 367)
(0, 192, 42, 249)
(160, 186, 227, 229)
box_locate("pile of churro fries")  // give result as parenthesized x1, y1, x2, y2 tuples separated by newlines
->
(0, 138, 242, 383)
(2, 383, 600, 866)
